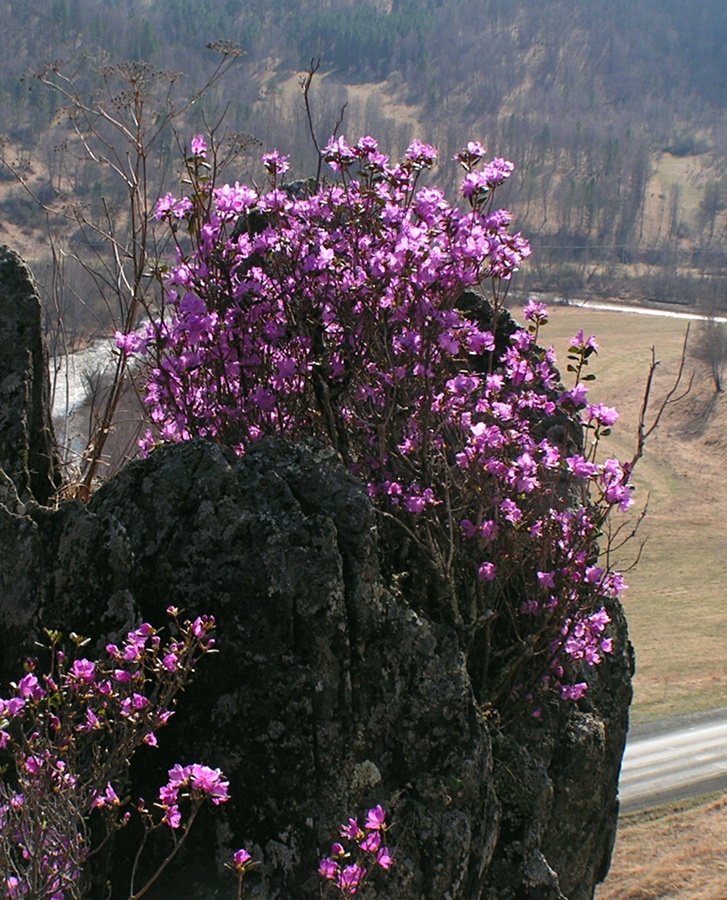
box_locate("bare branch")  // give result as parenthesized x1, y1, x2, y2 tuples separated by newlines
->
(300, 58, 324, 188)
(630, 325, 693, 470)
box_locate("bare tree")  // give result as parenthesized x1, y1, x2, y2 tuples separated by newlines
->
(2, 43, 245, 499)
(691, 315, 727, 393)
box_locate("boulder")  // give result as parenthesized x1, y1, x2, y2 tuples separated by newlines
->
(0, 439, 499, 898)
(0, 436, 633, 899)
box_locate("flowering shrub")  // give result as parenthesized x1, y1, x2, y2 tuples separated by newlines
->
(0, 610, 222, 899)
(123, 133, 633, 709)
(319, 804, 392, 896)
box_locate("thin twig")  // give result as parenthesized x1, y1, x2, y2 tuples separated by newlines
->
(301, 59, 323, 188)
(631, 325, 693, 470)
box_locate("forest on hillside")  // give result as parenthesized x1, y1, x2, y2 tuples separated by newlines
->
(2, 0, 727, 337)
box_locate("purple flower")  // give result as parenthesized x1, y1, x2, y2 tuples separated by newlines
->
(190, 135, 208, 159)
(319, 857, 339, 881)
(566, 455, 599, 478)
(523, 298, 548, 324)
(586, 403, 619, 426)
(262, 149, 290, 176)
(560, 383, 589, 408)
(460, 518, 476, 538)
(499, 498, 522, 524)
(569, 329, 599, 352)
(337, 863, 366, 894)
(186, 763, 229, 804)
(16, 673, 44, 701)
(461, 170, 489, 198)
(163, 803, 182, 829)
(482, 157, 514, 187)
(154, 193, 193, 221)
(340, 817, 360, 841)
(233, 847, 252, 872)
(560, 682, 588, 701)
(584, 565, 604, 584)
(115, 330, 143, 355)
(405, 139, 437, 167)
(360, 830, 381, 852)
(537, 571, 555, 589)
(478, 561, 497, 582)
(323, 135, 356, 171)
(454, 141, 485, 169)
(70, 658, 95, 683)
(90, 782, 119, 810)
(364, 804, 387, 832)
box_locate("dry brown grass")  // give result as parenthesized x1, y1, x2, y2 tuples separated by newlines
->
(596, 795, 727, 899)
(518, 303, 727, 723)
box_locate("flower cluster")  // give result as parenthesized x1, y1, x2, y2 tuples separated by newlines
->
(157, 762, 229, 829)
(319, 805, 392, 896)
(0, 610, 219, 898)
(126, 134, 632, 708)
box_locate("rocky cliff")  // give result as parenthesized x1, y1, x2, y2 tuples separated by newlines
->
(0, 246, 60, 505)
(0, 249, 633, 899)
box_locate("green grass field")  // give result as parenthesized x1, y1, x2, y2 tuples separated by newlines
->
(514, 302, 727, 723)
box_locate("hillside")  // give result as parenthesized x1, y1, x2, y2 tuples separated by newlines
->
(2, 0, 727, 336)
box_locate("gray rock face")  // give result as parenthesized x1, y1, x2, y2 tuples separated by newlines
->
(0, 245, 60, 505)
(0, 437, 632, 900)
(0, 439, 499, 898)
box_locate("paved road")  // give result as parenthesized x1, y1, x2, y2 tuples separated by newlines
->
(557, 297, 727, 323)
(618, 708, 727, 813)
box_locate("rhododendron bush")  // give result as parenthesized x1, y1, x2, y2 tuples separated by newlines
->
(123, 133, 633, 710)
(0, 611, 224, 899)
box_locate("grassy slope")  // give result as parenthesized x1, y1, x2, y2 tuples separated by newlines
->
(528, 303, 727, 897)
(596, 793, 727, 899)
(516, 303, 727, 723)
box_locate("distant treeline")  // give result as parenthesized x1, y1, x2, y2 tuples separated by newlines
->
(2, 0, 727, 332)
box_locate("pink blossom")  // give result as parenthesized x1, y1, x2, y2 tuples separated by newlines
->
(364, 804, 387, 831)
(537, 570, 555, 589)
(569, 329, 600, 352)
(338, 863, 366, 894)
(262, 149, 290, 176)
(560, 682, 588, 701)
(319, 857, 339, 880)
(523, 299, 548, 324)
(360, 830, 381, 852)
(586, 403, 619, 426)
(70, 659, 95, 683)
(187, 763, 230, 804)
(478, 561, 497, 582)
(163, 803, 182, 829)
(233, 848, 252, 870)
(16, 674, 44, 701)
(190, 135, 207, 159)
(340, 817, 360, 841)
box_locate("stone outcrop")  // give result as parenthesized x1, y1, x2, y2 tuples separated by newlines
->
(0, 249, 633, 899)
(0, 245, 61, 505)
(0, 439, 499, 899)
